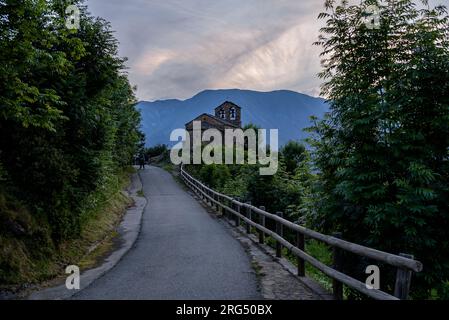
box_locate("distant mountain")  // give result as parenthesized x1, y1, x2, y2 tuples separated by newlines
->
(137, 89, 328, 147)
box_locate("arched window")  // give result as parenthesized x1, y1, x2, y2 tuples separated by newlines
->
(219, 109, 225, 119)
(230, 107, 236, 120)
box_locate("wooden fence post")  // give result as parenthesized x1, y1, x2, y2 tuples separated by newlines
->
(276, 212, 283, 258)
(235, 198, 241, 227)
(222, 198, 228, 219)
(259, 206, 266, 244)
(332, 232, 344, 300)
(296, 231, 305, 277)
(229, 199, 232, 218)
(394, 253, 414, 300)
(223, 198, 227, 218)
(246, 202, 252, 234)
(218, 195, 223, 215)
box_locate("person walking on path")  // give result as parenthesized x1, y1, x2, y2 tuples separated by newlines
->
(139, 153, 146, 170)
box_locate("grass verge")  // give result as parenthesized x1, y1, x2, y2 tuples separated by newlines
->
(0, 167, 135, 294)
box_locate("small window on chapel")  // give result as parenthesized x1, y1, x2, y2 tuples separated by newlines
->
(219, 109, 225, 119)
(230, 107, 236, 120)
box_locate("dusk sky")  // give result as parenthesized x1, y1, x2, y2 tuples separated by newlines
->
(86, 0, 443, 102)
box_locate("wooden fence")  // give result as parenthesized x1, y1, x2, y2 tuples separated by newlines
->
(180, 165, 423, 300)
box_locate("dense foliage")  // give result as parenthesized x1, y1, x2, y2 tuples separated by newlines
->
(308, 0, 449, 298)
(0, 0, 141, 283)
(186, 140, 312, 224)
(144, 144, 169, 160)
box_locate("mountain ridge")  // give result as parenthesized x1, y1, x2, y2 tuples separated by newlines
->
(137, 89, 328, 147)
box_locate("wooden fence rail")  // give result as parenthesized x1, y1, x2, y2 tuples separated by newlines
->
(180, 165, 423, 300)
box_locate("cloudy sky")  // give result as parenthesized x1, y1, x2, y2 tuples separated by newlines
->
(85, 0, 325, 101)
(85, 0, 442, 102)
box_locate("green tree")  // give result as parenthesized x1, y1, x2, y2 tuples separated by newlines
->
(281, 140, 307, 174)
(0, 0, 71, 130)
(0, 0, 142, 277)
(309, 0, 449, 298)
(145, 144, 169, 159)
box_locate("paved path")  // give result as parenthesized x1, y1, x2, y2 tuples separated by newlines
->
(73, 166, 260, 300)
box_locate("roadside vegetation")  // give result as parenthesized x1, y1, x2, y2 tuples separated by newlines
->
(0, 1, 141, 289)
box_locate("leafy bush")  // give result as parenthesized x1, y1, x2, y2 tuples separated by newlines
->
(145, 144, 169, 158)
(281, 141, 307, 174)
